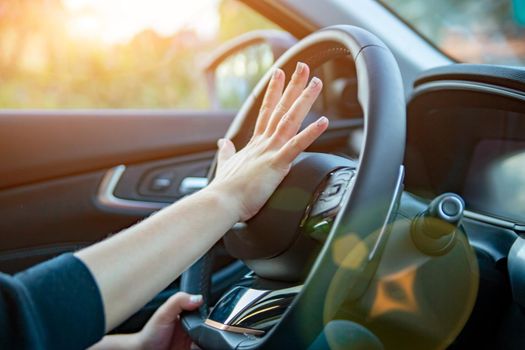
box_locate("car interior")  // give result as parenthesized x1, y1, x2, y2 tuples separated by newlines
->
(1, 0, 524, 349)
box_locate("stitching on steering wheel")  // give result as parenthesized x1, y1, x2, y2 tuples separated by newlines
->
(301, 47, 351, 70)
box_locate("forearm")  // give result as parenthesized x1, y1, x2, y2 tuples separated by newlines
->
(75, 186, 238, 332)
(88, 334, 140, 350)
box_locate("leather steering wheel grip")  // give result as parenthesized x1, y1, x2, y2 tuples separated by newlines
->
(181, 25, 406, 350)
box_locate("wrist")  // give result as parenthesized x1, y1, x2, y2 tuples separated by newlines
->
(129, 333, 144, 350)
(202, 182, 243, 224)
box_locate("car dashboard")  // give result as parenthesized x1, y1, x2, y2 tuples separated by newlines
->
(403, 64, 525, 349)
(406, 64, 525, 230)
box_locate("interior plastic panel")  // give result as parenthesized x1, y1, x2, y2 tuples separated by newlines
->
(0, 169, 142, 273)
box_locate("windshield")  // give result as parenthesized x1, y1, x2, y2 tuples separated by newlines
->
(380, 0, 525, 66)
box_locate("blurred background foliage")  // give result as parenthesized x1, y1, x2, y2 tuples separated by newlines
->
(0, 0, 278, 108)
(2, 0, 523, 109)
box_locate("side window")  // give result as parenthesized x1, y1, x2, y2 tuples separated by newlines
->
(0, 0, 280, 109)
(214, 43, 275, 110)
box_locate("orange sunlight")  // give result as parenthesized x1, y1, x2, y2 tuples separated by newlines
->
(370, 266, 418, 318)
(63, 0, 220, 44)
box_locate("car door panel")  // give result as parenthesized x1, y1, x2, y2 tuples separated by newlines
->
(0, 110, 234, 190)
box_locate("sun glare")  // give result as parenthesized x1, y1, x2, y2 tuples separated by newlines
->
(63, 0, 220, 44)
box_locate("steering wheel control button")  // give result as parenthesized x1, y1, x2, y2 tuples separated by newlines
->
(303, 168, 356, 241)
(324, 183, 342, 196)
(309, 168, 355, 218)
(334, 170, 353, 181)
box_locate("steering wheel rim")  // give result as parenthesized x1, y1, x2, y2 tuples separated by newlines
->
(181, 25, 406, 349)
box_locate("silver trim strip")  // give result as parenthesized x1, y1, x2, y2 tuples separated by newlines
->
(413, 80, 525, 102)
(463, 210, 516, 230)
(369, 165, 405, 260)
(204, 319, 265, 336)
(97, 165, 168, 211)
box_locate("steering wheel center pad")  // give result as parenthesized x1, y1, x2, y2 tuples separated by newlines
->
(224, 153, 356, 281)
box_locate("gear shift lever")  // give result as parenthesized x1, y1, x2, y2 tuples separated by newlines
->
(411, 193, 465, 256)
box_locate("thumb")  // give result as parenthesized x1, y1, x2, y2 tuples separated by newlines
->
(148, 292, 203, 327)
(217, 138, 236, 165)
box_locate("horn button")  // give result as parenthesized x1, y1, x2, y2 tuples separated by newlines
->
(223, 153, 356, 282)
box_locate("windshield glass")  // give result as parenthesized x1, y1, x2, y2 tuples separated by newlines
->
(380, 0, 525, 66)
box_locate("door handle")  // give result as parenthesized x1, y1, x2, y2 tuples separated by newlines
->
(179, 177, 208, 195)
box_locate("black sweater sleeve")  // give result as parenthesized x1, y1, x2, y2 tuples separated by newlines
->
(0, 253, 105, 350)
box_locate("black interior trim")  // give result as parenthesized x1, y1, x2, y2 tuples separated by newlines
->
(0, 169, 142, 272)
(415, 64, 525, 92)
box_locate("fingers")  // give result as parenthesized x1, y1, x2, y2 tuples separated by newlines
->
(273, 76, 323, 143)
(264, 62, 310, 135)
(276, 117, 329, 165)
(148, 292, 203, 326)
(253, 69, 284, 137)
(225, 62, 325, 171)
(217, 138, 236, 165)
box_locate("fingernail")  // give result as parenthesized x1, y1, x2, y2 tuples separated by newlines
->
(309, 76, 321, 88)
(273, 68, 282, 79)
(190, 295, 203, 304)
(217, 139, 224, 148)
(317, 116, 328, 126)
(296, 62, 306, 74)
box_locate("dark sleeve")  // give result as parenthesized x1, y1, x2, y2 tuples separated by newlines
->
(0, 253, 105, 350)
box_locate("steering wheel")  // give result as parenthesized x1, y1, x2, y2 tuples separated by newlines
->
(181, 25, 405, 349)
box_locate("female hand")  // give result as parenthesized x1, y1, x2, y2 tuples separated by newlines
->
(135, 292, 202, 350)
(90, 292, 203, 350)
(209, 62, 328, 222)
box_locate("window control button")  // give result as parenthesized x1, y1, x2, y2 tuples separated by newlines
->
(150, 176, 172, 192)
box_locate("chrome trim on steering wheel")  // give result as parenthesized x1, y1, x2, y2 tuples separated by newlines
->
(369, 165, 405, 260)
(205, 285, 302, 336)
